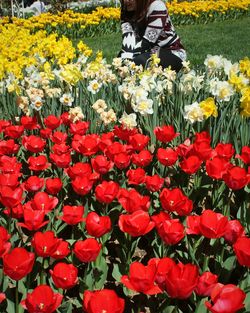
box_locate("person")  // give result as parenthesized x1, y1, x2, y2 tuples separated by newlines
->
(119, 0, 186, 71)
(28, 0, 46, 15)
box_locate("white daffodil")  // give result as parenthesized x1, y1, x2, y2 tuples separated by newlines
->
(133, 98, 154, 115)
(92, 99, 107, 114)
(30, 96, 43, 111)
(210, 80, 234, 102)
(87, 79, 102, 94)
(184, 102, 204, 123)
(60, 93, 74, 106)
(119, 112, 137, 129)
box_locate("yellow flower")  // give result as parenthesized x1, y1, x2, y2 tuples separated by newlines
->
(199, 97, 218, 118)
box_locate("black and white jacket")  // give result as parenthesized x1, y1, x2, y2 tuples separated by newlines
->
(120, 0, 186, 61)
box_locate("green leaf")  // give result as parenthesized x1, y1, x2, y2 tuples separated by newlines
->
(58, 300, 73, 313)
(112, 263, 122, 283)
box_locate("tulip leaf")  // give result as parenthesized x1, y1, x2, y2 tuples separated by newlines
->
(112, 263, 122, 282)
(222, 256, 236, 271)
(58, 300, 73, 313)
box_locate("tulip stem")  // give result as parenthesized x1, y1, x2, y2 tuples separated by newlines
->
(15, 280, 19, 313)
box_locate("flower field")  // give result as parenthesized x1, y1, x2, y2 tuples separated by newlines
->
(0, 1, 250, 313)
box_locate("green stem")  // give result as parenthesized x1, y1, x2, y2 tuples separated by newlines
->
(15, 280, 19, 313)
(40, 258, 46, 285)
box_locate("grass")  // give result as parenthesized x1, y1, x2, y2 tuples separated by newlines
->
(83, 16, 250, 65)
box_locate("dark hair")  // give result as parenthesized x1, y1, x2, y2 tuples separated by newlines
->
(121, 0, 151, 22)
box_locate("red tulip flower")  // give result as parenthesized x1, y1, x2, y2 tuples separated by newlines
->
(223, 166, 249, 190)
(0, 186, 23, 208)
(24, 176, 44, 192)
(21, 285, 63, 313)
(157, 148, 178, 166)
(165, 262, 199, 299)
(85, 212, 111, 237)
(44, 115, 61, 130)
(179, 155, 202, 174)
(117, 188, 150, 213)
(157, 219, 185, 245)
(73, 238, 101, 262)
(223, 220, 245, 244)
(206, 156, 231, 180)
(233, 237, 250, 267)
(206, 283, 246, 313)
(22, 135, 46, 153)
(50, 241, 71, 260)
(129, 133, 150, 151)
(50, 263, 78, 289)
(118, 210, 155, 237)
(32, 231, 61, 258)
(126, 168, 146, 185)
(91, 155, 113, 174)
(4, 125, 24, 139)
(145, 174, 164, 192)
(3, 247, 35, 280)
(60, 205, 85, 225)
(131, 150, 153, 167)
(215, 143, 235, 160)
(199, 210, 228, 239)
(154, 125, 179, 143)
(28, 155, 50, 171)
(18, 208, 49, 231)
(95, 180, 119, 204)
(121, 261, 162, 295)
(195, 272, 218, 297)
(83, 289, 125, 313)
(71, 176, 94, 196)
(45, 177, 63, 195)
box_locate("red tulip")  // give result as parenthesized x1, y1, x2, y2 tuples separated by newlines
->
(24, 176, 44, 192)
(91, 155, 113, 174)
(85, 212, 111, 237)
(18, 208, 48, 231)
(31, 192, 58, 213)
(4, 125, 24, 139)
(223, 166, 249, 190)
(69, 120, 89, 135)
(66, 162, 92, 180)
(20, 116, 39, 130)
(28, 155, 50, 171)
(51, 131, 68, 144)
(233, 237, 250, 267)
(117, 188, 150, 213)
(50, 263, 78, 289)
(50, 152, 71, 168)
(206, 283, 246, 313)
(113, 152, 131, 169)
(199, 210, 228, 239)
(160, 188, 193, 215)
(165, 262, 199, 299)
(148, 257, 175, 290)
(45, 178, 63, 195)
(83, 289, 125, 313)
(21, 285, 63, 313)
(60, 205, 85, 225)
(186, 215, 201, 235)
(157, 219, 185, 245)
(126, 168, 146, 185)
(0, 139, 19, 155)
(223, 220, 245, 244)
(215, 143, 235, 160)
(50, 241, 70, 260)
(74, 238, 101, 263)
(114, 124, 137, 141)
(22, 135, 46, 153)
(129, 133, 149, 151)
(95, 180, 119, 204)
(145, 174, 164, 192)
(154, 125, 179, 143)
(121, 261, 162, 295)
(193, 141, 213, 161)
(0, 173, 19, 189)
(131, 150, 153, 167)
(77, 134, 100, 156)
(32, 231, 61, 257)
(236, 146, 250, 164)
(44, 115, 61, 130)
(206, 156, 231, 180)
(71, 176, 94, 196)
(0, 293, 6, 304)
(3, 247, 35, 280)
(0, 186, 23, 208)
(118, 210, 155, 237)
(195, 272, 218, 296)
(157, 148, 178, 166)
(179, 155, 202, 174)
(40, 128, 52, 139)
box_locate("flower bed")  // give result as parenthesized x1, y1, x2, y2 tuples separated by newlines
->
(0, 109, 249, 312)
(1, 0, 250, 39)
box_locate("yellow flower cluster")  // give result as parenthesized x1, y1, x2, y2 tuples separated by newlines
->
(0, 0, 249, 32)
(0, 7, 120, 31)
(168, 0, 250, 17)
(0, 24, 92, 79)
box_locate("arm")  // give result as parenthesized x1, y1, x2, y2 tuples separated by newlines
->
(134, 0, 168, 54)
